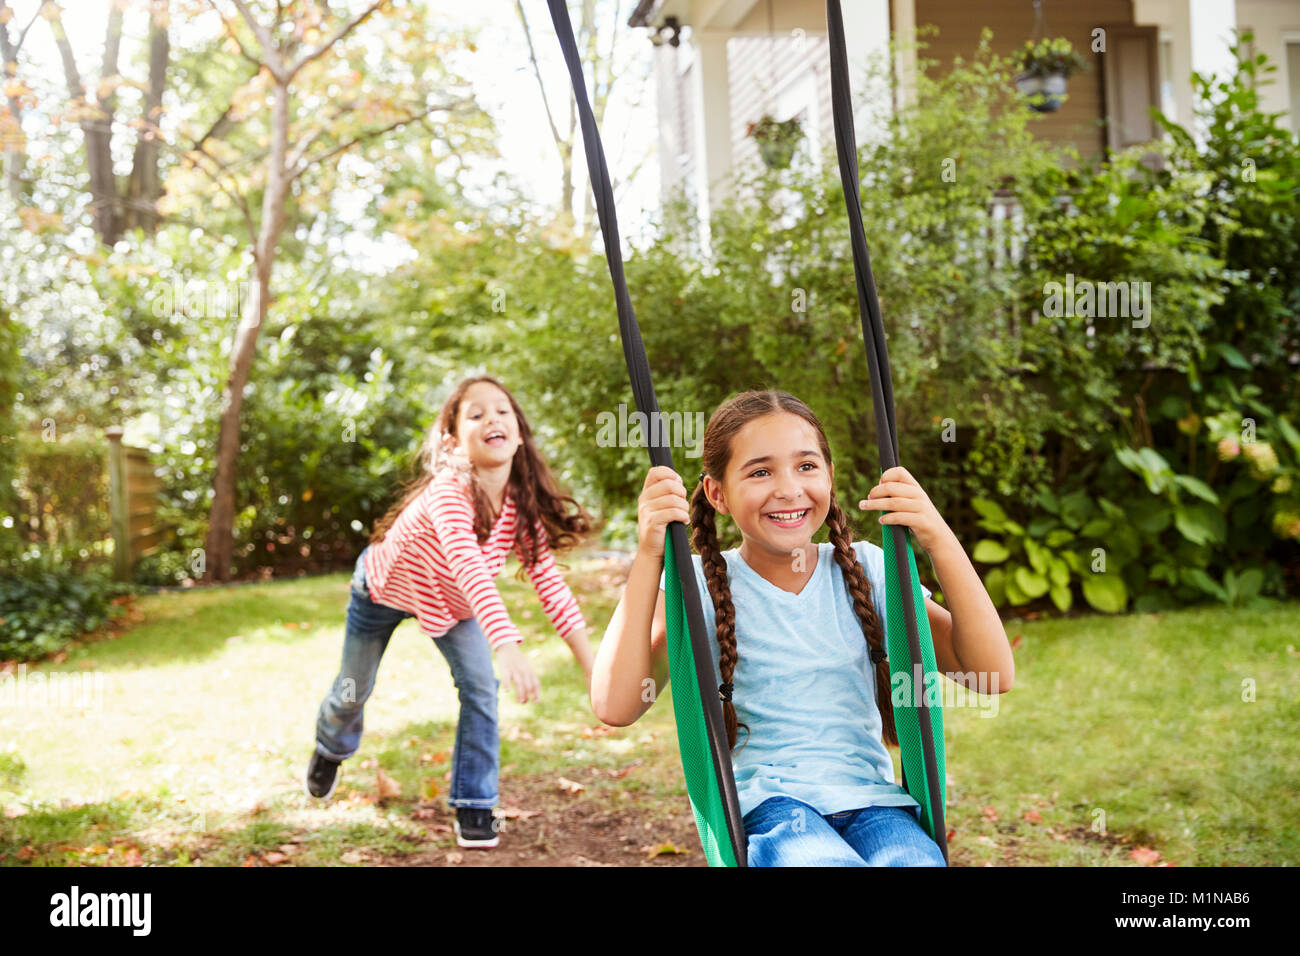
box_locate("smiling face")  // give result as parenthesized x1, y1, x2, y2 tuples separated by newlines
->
(705, 412, 833, 563)
(453, 381, 523, 469)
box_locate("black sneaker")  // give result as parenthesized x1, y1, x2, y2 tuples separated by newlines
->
(454, 807, 499, 848)
(304, 751, 341, 799)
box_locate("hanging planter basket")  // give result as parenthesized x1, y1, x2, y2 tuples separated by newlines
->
(747, 114, 804, 170)
(1013, 37, 1087, 114)
(1014, 69, 1070, 113)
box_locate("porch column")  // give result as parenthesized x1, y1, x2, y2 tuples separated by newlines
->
(690, 31, 732, 248)
(838, 0, 894, 144)
(1159, 0, 1237, 134)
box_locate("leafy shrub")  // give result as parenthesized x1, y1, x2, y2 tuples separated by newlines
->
(0, 305, 18, 569)
(0, 566, 133, 661)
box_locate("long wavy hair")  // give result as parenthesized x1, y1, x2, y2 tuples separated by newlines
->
(691, 389, 898, 749)
(369, 375, 593, 574)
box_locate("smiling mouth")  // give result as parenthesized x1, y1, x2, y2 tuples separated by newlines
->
(764, 509, 809, 527)
(484, 431, 507, 447)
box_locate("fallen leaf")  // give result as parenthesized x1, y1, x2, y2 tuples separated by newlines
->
(445, 851, 463, 864)
(262, 851, 288, 865)
(240, 854, 258, 867)
(16, 845, 35, 861)
(1130, 846, 1161, 865)
(422, 779, 440, 801)
(982, 806, 999, 822)
(643, 842, 689, 858)
(376, 768, 401, 801)
(1023, 809, 1043, 823)
(340, 850, 364, 864)
(556, 776, 585, 794)
(498, 806, 542, 820)
(1010, 634, 1023, 650)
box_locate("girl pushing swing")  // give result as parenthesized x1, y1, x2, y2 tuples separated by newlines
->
(307, 375, 595, 850)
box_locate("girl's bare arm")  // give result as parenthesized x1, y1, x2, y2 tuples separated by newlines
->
(591, 552, 671, 725)
(590, 467, 687, 726)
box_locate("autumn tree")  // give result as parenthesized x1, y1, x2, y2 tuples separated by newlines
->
(167, 0, 491, 580)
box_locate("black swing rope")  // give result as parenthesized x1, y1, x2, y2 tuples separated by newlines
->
(826, 0, 948, 862)
(545, 0, 750, 867)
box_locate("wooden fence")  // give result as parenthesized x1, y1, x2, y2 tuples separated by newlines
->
(105, 426, 173, 581)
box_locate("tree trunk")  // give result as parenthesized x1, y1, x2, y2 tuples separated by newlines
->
(124, 1, 169, 234)
(48, 4, 123, 245)
(202, 79, 291, 582)
(0, 0, 26, 203)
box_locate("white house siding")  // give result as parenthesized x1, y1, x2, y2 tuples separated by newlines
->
(726, 33, 836, 177)
(1235, 0, 1300, 130)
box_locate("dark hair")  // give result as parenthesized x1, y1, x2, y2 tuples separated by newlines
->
(690, 389, 897, 748)
(369, 375, 593, 573)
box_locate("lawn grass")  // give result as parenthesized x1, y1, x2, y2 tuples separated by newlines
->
(1, 546, 1296, 866)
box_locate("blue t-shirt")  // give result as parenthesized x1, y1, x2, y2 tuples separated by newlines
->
(658, 540, 931, 819)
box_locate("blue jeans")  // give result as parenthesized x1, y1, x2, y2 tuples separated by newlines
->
(743, 796, 948, 867)
(314, 546, 501, 808)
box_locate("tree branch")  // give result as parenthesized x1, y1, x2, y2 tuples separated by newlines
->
(289, 100, 459, 180)
(14, 3, 42, 53)
(228, 0, 283, 79)
(286, 0, 385, 82)
(205, 0, 264, 72)
(514, 0, 564, 151)
(182, 143, 257, 243)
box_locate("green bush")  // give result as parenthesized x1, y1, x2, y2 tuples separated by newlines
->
(0, 565, 133, 661)
(0, 306, 17, 569)
(10, 427, 111, 571)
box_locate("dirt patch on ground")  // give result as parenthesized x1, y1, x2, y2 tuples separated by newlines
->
(378, 774, 706, 867)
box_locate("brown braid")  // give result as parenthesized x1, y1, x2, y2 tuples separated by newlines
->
(826, 498, 898, 746)
(690, 478, 749, 750)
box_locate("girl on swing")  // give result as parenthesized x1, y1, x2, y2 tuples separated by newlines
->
(307, 375, 596, 850)
(591, 389, 1013, 867)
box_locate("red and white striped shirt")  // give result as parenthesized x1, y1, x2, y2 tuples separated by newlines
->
(363, 471, 587, 651)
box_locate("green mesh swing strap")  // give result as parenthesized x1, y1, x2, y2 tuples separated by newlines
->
(827, 0, 948, 860)
(663, 545, 740, 867)
(547, 0, 747, 867)
(882, 522, 947, 840)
